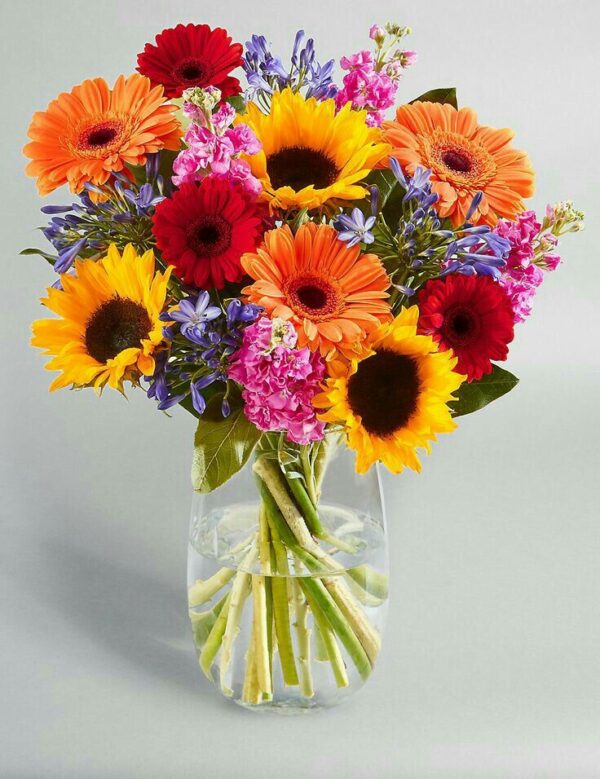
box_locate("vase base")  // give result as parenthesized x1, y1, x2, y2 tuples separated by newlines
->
(234, 697, 328, 715)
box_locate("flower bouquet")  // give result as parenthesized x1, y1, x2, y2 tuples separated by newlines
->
(24, 21, 583, 712)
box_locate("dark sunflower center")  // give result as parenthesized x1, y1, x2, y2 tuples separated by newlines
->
(442, 150, 472, 173)
(85, 297, 152, 364)
(174, 58, 208, 84)
(187, 216, 232, 257)
(347, 349, 421, 437)
(266, 146, 339, 191)
(442, 304, 480, 345)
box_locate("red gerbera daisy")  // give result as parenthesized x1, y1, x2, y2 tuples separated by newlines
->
(417, 274, 515, 382)
(137, 23, 243, 99)
(152, 178, 265, 290)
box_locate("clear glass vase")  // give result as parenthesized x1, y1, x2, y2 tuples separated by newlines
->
(187, 434, 389, 713)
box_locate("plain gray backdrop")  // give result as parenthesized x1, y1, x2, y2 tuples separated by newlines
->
(1, 1, 599, 777)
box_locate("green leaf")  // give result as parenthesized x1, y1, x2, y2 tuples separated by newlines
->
(191, 393, 261, 493)
(20, 247, 57, 265)
(365, 169, 398, 209)
(226, 94, 246, 114)
(410, 87, 458, 108)
(450, 365, 519, 417)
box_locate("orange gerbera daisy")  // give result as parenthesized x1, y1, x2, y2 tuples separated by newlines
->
(241, 222, 392, 360)
(24, 74, 182, 196)
(383, 101, 535, 227)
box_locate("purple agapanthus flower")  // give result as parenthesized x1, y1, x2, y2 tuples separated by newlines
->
(167, 292, 221, 344)
(390, 159, 438, 207)
(334, 208, 376, 247)
(37, 154, 167, 274)
(147, 296, 262, 417)
(243, 30, 336, 103)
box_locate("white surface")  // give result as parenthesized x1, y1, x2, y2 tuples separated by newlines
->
(1, 1, 599, 777)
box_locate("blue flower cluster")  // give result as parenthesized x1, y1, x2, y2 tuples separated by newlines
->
(146, 293, 262, 416)
(38, 154, 167, 275)
(243, 30, 336, 104)
(389, 160, 510, 280)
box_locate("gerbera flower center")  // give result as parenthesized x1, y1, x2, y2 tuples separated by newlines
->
(442, 303, 481, 346)
(348, 349, 421, 437)
(266, 146, 339, 191)
(173, 58, 209, 85)
(187, 215, 232, 257)
(77, 119, 124, 153)
(85, 297, 152, 363)
(421, 130, 497, 187)
(442, 150, 472, 173)
(286, 274, 343, 320)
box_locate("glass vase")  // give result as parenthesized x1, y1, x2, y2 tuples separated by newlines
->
(187, 434, 389, 713)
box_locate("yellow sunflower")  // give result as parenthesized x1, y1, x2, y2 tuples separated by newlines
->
(32, 244, 171, 392)
(238, 88, 390, 212)
(314, 307, 465, 474)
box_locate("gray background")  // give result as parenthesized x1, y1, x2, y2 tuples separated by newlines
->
(1, 1, 599, 776)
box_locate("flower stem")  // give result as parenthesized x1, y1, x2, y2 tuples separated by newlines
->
(322, 576, 381, 666)
(346, 564, 389, 600)
(265, 515, 299, 688)
(190, 592, 228, 648)
(285, 471, 325, 538)
(291, 578, 314, 698)
(199, 590, 232, 680)
(304, 587, 349, 688)
(188, 567, 235, 607)
(299, 576, 372, 682)
(219, 569, 252, 696)
(251, 573, 272, 697)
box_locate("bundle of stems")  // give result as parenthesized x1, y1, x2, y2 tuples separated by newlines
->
(188, 436, 388, 705)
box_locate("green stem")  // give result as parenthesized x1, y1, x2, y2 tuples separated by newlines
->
(346, 565, 389, 600)
(199, 591, 232, 680)
(264, 511, 299, 687)
(251, 574, 272, 697)
(285, 471, 325, 537)
(219, 570, 252, 696)
(299, 576, 371, 682)
(291, 578, 314, 698)
(307, 592, 349, 688)
(188, 567, 236, 608)
(300, 445, 318, 507)
(189, 593, 228, 648)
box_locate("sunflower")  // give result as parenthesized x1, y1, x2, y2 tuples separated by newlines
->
(314, 307, 464, 474)
(24, 74, 182, 196)
(152, 178, 266, 290)
(238, 88, 390, 212)
(31, 245, 171, 392)
(383, 101, 535, 227)
(417, 274, 515, 382)
(241, 222, 392, 360)
(136, 23, 243, 99)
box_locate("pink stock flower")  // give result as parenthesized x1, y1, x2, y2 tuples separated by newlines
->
(335, 48, 398, 126)
(340, 50, 374, 72)
(172, 115, 262, 195)
(369, 25, 386, 43)
(495, 211, 544, 323)
(214, 158, 263, 198)
(228, 318, 326, 445)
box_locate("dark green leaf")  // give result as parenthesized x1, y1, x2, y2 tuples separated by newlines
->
(20, 247, 57, 265)
(410, 87, 458, 108)
(226, 95, 246, 114)
(365, 169, 399, 209)
(191, 393, 261, 493)
(450, 365, 519, 417)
